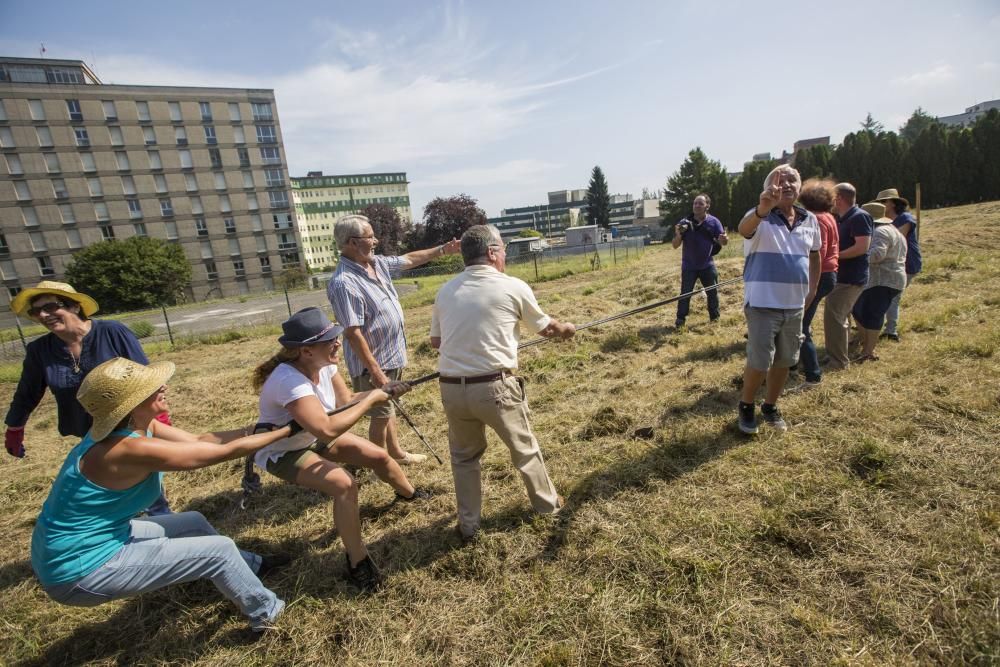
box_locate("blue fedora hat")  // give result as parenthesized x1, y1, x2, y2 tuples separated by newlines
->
(278, 307, 344, 347)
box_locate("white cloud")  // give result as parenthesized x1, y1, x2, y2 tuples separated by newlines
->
(891, 64, 955, 87)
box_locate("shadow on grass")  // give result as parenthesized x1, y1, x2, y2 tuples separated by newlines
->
(0, 558, 33, 593)
(677, 339, 745, 364)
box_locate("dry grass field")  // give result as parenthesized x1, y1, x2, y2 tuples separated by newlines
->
(1, 202, 998, 666)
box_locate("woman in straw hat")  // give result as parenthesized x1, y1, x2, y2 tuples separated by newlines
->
(251, 307, 431, 591)
(32, 357, 296, 633)
(851, 202, 907, 363)
(4, 281, 173, 514)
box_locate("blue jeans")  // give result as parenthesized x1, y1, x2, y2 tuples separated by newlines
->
(799, 271, 837, 382)
(883, 274, 914, 335)
(43, 512, 283, 630)
(676, 266, 719, 324)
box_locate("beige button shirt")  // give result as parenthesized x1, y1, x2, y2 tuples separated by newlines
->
(431, 265, 551, 376)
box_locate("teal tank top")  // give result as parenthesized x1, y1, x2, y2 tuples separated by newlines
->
(31, 428, 162, 587)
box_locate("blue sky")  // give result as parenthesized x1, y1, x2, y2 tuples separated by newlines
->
(2, 0, 999, 219)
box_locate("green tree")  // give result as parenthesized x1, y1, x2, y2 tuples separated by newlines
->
(410, 194, 487, 248)
(899, 107, 939, 143)
(860, 112, 885, 134)
(518, 228, 543, 238)
(585, 166, 611, 228)
(971, 109, 1000, 201)
(64, 236, 191, 312)
(360, 203, 410, 255)
(909, 124, 952, 207)
(276, 266, 308, 290)
(661, 147, 729, 228)
(794, 144, 833, 181)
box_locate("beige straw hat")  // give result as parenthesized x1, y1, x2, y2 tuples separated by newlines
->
(10, 281, 100, 318)
(77, 358, 176, 441)
(861, 201, 893, 224)
(874, 188, 909, 208)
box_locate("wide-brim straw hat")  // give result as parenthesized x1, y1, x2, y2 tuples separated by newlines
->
(10, 281, 100, 319)
(874, 188, 909, 208)
(77, 358, 176, 441)
(861, 201, 893, 224)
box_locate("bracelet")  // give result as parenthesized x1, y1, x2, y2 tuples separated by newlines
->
(754, 208, 768, 219)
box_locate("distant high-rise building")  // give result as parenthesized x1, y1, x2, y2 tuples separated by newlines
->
(0, 56, 300, 321)
(289, 171, 411, 270)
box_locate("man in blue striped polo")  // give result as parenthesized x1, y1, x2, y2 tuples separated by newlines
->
(736, 166, 821, 434)
(328, 214, 461, 464)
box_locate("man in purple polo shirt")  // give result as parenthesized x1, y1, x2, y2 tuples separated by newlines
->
(328, 214, 461, 465)
(671, 193, 729, 328)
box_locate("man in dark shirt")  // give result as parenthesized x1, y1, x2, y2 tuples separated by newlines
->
(822, 183, 872, 370)
(671, 193, 728, 327)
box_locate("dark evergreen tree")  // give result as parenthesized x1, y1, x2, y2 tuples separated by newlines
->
(585, 166, 612, 228)
(661, 147, 729, 228)
(794, 144, 833, 181)
(860, 112, 885, 134)
(899, 107, 939, 143)
(728, 159, 778, 225)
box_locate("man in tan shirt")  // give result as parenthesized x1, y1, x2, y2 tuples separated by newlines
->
(430, 225, 575, 541)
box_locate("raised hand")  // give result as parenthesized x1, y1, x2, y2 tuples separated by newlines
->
(759, 176, 781, 214)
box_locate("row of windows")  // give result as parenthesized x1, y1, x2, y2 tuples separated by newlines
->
(3, 147, 282, 179)
(0, 98, 273, 124)
(0, 123, 277, 149)
(292, 173, 406, 188)
(295, 185, 408, 198)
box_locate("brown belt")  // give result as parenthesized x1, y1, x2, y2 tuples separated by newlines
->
(438, 371, 510, 385)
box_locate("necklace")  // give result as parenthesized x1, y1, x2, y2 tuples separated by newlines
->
(68, 349, 81, 374)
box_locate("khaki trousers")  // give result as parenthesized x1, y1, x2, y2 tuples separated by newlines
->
(823, 283, 864, 368)
(439, 375, 560, 536)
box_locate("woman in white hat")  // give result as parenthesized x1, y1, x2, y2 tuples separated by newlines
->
(4, 281, 173, 514)
(251, 307, 431, 591)
(31, 357, 296, 633)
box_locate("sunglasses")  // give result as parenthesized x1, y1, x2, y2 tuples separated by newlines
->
(27, 301, 68, 318)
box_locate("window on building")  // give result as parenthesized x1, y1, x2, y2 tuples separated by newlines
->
(214, 172, 226, 190)
(153, 174, 168, 193)
(199, 101, 212, 121)
(220, 195, 232, 213)
(4, 154, 23, 175)
(251, 102, 273, 121)
(184, 172, 198, 192)
(133, 222, 147, 237)
(256, 235, 268, 252)
(101, 226, 115, 241)
(204, 125, 217, 145)
(87, 177, 103, 196)
(29, 231, 48, 251)
(205, 260, 218, 279)
(115, 151, 130, 170)
(255, 125, 276, 143)
(179, 149, 193, 169)
(208, 148, 223, 169)
(242, 171, 254, 189)
(0, 259, 18, 280)
(0, 233, 7, 255)
(233, 126, 245, 144)
(43, 152, 60, 173)
(127, 198, 142, 219)
(121, 175, 136, 195)
(191, 196, 204, 214)
(168, 101, 182, 121)
(269, 191, 289, 208)
(160, 199, 174, 216)
(136, 101, 151, 122)
(79, 152, 96, 172)
(74, 128, 90, 147)
(175, 126, 187, 145)
(94, 202, 110, 221)
(247, 193, 259, 210)
(0, 127, 15, 148)
(102, 100, 117, 120)
(51, 178, 68, 199)
(37, 255, 56, 276)
(0, 100, 7, 121)
(280, 252, 300, 268)
(108, 125, 124, 146)
(260, 255, 271, 273)
(66, 99, 83, 121)
(259, 146, 280, 164)
(264, 169, 284, 187)
(148, 150, 162, 170)
(28, 99, 46, 120)
(228, 102, 241, 121)
(22, 207, 39, 226)
(165, 220, 179, 239)
(224, 217, 237, 234)
(233, 258, 245, 277)
(250, 214, 263, 232)
(36, 126, 53, 147)
(65, 228, 83, 249)
(273, 212, 292, 229)
(237, 147, 250, 167)
(58, 204, 76, 224)
(195, 217, 208, 237)
(143, 126, 156, 145)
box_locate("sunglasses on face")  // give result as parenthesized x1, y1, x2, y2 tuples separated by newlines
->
(27, 301, 68, 318)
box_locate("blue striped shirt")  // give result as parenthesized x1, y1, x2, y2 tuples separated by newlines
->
(328, 255, 408, 378)
(743, 206, 821, 309)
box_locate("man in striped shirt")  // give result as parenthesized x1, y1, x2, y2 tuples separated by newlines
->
(736, 166, 821, 434)
(328, 215, 461, 464)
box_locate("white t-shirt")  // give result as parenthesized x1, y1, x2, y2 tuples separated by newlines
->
(430, 265, 551, 376)
(253, 363, 338, 470)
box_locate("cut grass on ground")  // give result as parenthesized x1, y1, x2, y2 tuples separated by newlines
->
(0, 202, 998, 665)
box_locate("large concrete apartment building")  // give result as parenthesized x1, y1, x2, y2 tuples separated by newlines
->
(291, 171, 411, 270)
(489, 189, 654, 240)
(0, 56, 301, 320)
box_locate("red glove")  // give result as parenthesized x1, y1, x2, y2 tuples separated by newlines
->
(5, 426, 25, 458)
(154, 412, 173, 426)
